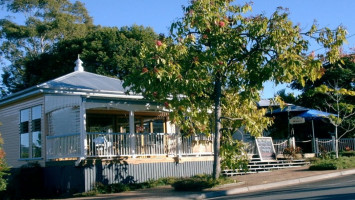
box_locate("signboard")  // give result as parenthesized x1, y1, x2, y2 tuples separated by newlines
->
(255, 137, 276, 161)
(289, 116, 305, 124)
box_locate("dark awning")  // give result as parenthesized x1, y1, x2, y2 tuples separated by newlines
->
(297, 109, 336, 120)
(268, 105, 309, 115)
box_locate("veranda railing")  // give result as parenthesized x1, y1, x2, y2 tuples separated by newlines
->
(47, 132, 355, 160)
(46, 133, 81, 160)
(46, 132, 214, 160)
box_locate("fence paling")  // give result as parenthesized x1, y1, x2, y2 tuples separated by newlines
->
(317, 139, 334, 153)
(271, 138, 355, 156)
(316, 138, 355, 154)
(338, 138, 354, 151)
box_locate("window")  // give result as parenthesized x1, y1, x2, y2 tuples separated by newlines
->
(31, 106, 42, 158)
(20, 109, 30, 158)
(153, 119, 165, 133)
(136, 117, 165, 133)
(20, 105, 42, 159)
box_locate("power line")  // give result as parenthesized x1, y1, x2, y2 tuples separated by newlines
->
(308, 33, 355, 54)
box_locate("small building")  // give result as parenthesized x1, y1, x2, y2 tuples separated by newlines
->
(0, 58, 213, 193)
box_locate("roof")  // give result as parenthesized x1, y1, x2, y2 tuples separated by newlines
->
(39, 71, 126, 92)
(257, 99, 284, 108)
(0, 66, 138, 107)
(267, 105, 309, 115)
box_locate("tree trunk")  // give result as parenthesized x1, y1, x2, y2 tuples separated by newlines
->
(212, 74, 222, 179)
(335, 125, 339, 158)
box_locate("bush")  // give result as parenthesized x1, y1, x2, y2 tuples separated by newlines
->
(340, 150, 355, 157)
(172, 178, 213, 191)
(77, 177, 178, 197)
(79, 174, 233, 196)
(306, 157, 320, 164)
(309, 156, 355, 170)
(336, 156, 355, 169)
(283, 147, 302, 159)
(172, 174, 232, 191)
(309, 159, 337, 170)
(0, 128, 10, 192)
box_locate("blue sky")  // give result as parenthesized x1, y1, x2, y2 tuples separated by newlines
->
(1, 0, 355, 98)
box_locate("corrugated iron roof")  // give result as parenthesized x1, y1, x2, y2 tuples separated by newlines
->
(0, 70, 136, 107)
(39, 71, 126, 93)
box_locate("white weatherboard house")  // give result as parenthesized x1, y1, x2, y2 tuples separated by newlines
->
(0, 58, 213, 192)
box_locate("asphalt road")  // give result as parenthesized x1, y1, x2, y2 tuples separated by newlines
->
(211, 174, 355, 200)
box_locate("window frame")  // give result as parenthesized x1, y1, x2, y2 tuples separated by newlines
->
(19, 105, 42, 160)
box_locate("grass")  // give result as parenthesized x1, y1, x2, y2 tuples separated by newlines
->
(309, 156, 355, 170)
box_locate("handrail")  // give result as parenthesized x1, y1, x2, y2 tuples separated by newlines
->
(46, 133, 80, 139)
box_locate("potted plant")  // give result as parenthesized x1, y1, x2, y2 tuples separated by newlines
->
(283, 147, 303, 160)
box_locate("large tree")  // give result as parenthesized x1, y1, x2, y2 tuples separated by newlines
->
(20, 25, 158, 87)
(0, 0, 93, 94)
(293, 55, 355, 138)
(293, 55, 355, 107)
(123, 0, 346, 179)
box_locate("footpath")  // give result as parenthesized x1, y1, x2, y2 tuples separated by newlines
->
(68, 166, 355, 200)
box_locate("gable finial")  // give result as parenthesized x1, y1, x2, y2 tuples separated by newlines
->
(74, 55, 84, 72)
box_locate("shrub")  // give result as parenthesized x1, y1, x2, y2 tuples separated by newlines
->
(283, 147, 302, 159)
(336, 156, 355, 169)
(79, 174, 233, 196)
(309, 156, 355, 170)
(340, 150, 355, 157)
(172, 174, 232, 191)
(309, 159, 337, 170)
(316, 146, 338, 160)
(172, 177, 214, 191)
(141, 177, 177, 188)
(77, 177, 178, 197)
(0, 127, 9, 192)
(306, 157, 320, 164)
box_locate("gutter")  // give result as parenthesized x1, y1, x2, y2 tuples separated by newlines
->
(0, 86, 144, 108)
(0, 88, 43, 107)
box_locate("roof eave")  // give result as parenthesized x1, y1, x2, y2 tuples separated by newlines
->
(0, 86, 144, 108)
(41, 87, 143, 99)
(0, 87, 43, 107)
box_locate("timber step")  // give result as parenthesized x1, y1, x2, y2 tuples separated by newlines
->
(222, 155, 310, 176)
